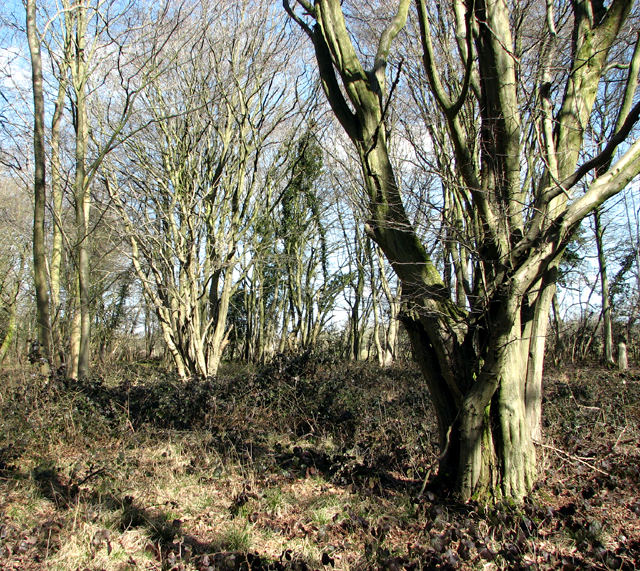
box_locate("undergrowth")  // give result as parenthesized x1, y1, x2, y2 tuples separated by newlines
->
(0, 356, 638, 570)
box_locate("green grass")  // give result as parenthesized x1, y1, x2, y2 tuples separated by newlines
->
(221, 523, 253, 552)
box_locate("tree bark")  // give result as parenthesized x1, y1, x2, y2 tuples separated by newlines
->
(594, 208, 615, 364)
(618, 337, 628, 370)
(67, 0, 92, 380)
(377, 248, 400, 366)
(26, 0, 53, 372)
(207, 267, 234, 376)
(0, 278, 20, 363)
(50, 70, 66, 360)
(49, 16, 72, 360)
(523, 271, 556, 443)
(68, 286, 81, 378)
(370, 248, 385, 366)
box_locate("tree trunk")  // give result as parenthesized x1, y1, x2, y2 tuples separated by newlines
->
(618, 337, 628, 370)
(50, 20, 71, 361)
(0, 280, 20, 363)
(68, 290, 81, 379)
(377, 249, 400, 366)
(371, 279, 385, 366)
(350, 283, 362, 361)
(523, 269, 556, 443)
(0, 307, 17, 364)
(207, 268, 234, 376)
(279, 305, 290, 353)
(50, 72, 66, 361)
(594, 208, 615, 364)
(256, 269, 266, 364)
(403, 290, 538, 500)
(71, 2, 91, 380)
(26, 0, 52, 372)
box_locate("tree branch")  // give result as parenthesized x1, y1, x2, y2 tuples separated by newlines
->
(375, 0, 411, 72)
(283, 0, 313, 38)
(614, 31, 640, 133)
(557, 99, 640, 195)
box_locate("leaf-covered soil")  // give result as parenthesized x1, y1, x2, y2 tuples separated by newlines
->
(0, 355, 638, 570)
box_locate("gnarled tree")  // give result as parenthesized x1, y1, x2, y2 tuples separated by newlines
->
(285, 0, 640, 501)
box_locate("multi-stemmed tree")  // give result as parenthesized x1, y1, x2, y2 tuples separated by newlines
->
(109, 1, 304, 377)
(285, 0, 640, 501)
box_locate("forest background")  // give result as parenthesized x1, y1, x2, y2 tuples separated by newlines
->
(1, 0, 640, 569)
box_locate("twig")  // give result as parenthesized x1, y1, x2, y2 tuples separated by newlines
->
(575, 404, 601, 411)
(113, 400, 135, 433)
(417, 412, 459, 499)
(613, 427, 627, 449)
(77, 467, 109, 487)
(534, 441, 611, 477)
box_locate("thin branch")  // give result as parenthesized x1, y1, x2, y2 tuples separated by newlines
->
(535, 441, 611, 477)
(283, 0, 313, 38)
(417, 410, 460, 499)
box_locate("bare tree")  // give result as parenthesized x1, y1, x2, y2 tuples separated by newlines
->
(286, 0, 640, 501)
(26, 0, 53, 371)
(109, 0, 303, 377)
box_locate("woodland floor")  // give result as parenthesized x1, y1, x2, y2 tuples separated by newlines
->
(0, 354, 639, 571)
